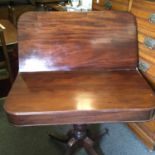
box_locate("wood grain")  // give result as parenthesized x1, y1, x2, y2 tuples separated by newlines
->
(128, 121, 155, 151)
(18, 11, 138, 72)
(4, 11, 155, 126)
(5, 70, 155, 126)
(136, 18, 155, 36)
(131, 0, 155, 19)
(127, 0, 155, 151)
(139, 43, 155, 63)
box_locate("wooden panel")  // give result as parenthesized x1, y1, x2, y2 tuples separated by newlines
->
(110, 0, 129, 11)
(128, 121, 155, 151)
(138, 33, 155, 51)
(138, 33, 147, 44)
(136, 18, 155, 35)
(131, 0, 155, 19)
(131, 0, 155, 88)
(129, 0, 155, 152)
(138, 28, 155, 39)
(139, 57, 155, 89)
(4, 70, 155, 126)
(143, 73, 155, 89)
(139, 58, 155, 78)
(139, 43, 155, 64)
(18, 11, 138, 72)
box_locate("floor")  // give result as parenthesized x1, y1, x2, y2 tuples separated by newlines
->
(0, 99, 155, 155)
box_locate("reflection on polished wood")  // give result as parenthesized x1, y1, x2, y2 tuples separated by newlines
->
(18, 11, 137, 72)
(4, 11, 155, 127)
(5, 70, 155, 126)
(0, 19, 17, 46)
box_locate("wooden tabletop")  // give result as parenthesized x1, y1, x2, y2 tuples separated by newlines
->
(0, 19, 17, 46)
(5, 70, 155, 126)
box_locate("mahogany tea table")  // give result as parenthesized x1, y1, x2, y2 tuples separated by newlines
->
(4, 11, 155, 155)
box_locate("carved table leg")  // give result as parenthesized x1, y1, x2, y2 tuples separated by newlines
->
(64, 138, 79, 155)
(49, 124, 108, 155)
(83, 137, 98, 155)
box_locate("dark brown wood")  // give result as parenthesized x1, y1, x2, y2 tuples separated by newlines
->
(4, 70, 155, 126)
(131, 0, 155, 20)
(18, 11, 138, 72)
(128, 1, 155, 151)
(49, 124, 102, 155)
(4, 11, 155, 127)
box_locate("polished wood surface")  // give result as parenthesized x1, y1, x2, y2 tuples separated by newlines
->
(128, 0, 155, 151)
(18, 11, 138, 72)
(131, 0, 155, 19)
(4, 11, 155, 126)
(0, 19, 17, 46)
(5, 70, 155, 126)
(128, 121, 155, 151)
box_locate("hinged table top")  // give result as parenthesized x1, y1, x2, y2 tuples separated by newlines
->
(4, 11, 155, 126)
